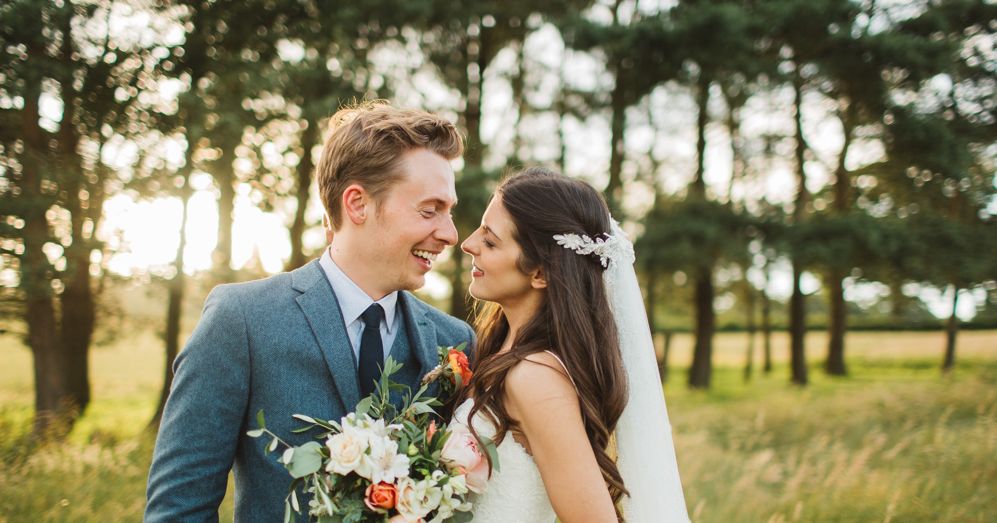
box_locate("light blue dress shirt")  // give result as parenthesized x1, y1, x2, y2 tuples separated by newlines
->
(319, 249, 399, 365)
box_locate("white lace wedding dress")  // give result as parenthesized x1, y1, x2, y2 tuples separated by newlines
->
(452, 397, 557, 522)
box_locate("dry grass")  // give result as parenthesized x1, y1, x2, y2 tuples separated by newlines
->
(0, 329, 994, 522)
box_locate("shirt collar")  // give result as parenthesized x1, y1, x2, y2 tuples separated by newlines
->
(319, 249, 398, 334)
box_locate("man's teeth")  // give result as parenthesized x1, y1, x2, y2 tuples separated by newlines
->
(413, 250, 438, 262)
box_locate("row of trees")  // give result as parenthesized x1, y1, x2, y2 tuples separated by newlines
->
(1, 0, 994, 435)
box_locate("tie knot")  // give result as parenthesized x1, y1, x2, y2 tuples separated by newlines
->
(361, 303, 384, 328)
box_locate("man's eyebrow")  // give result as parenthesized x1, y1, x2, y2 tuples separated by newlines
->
(482, 224, 502, 242)
(420, 197, 458, 207)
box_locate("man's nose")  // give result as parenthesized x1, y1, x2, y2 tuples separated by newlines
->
(438, 213, 459, 246)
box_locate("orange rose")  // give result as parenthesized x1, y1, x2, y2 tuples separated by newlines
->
(364, 481, 397, 512)
(447, 349, 473, 385)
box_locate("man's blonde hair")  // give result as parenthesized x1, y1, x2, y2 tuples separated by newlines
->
(316, 101, 464, 230)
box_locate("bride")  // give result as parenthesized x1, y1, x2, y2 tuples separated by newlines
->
(454, 167, 689, 522)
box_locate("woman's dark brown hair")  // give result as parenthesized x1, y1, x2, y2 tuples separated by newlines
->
(465, 167, 630, 517)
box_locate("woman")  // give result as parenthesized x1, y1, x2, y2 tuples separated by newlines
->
(455, 167, 688, 522)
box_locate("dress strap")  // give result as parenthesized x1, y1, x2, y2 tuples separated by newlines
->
(542, 350, 578, 392)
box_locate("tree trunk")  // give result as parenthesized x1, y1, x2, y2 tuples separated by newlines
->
(214, 145, 236, 280)
(789, 261, 808, 386)
(151, 113, 198, 427)
(25, 215, 69, 437)
(942, 285, 959, 373)
(287, 122, 318, 271)
(722, 85, 745, 206)
(59, 235, 94, 412)
(20, 55, 76, 436)
(743, 279, 756, 382)
(509, 41, 526, 166)
(556, 62, 569, 174)
(825, 270, 847, 375)
(150, 188, 191, 428)
(825, 108, 854, 376)
(691, 76, 710, 200)
(56, 81, 93, 415)
(605, 72, 627, 216)
(761, 268, 772, 374)
(889, 278, 906, 322)
(659, 330, 672, 384)
(789, 70, 809, 386)
(688, 265, 715, 389)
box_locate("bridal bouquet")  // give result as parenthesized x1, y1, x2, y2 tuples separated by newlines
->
(249, 345, 496, 523)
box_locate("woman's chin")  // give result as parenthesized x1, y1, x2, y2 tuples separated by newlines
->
(466, 284, 490, 303)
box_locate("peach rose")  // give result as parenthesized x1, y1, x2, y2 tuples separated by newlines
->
(426, 419, 437, 442)
(364, 481, 397, 512)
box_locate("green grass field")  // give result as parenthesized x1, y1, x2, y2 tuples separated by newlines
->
(0, 329, 994, 522)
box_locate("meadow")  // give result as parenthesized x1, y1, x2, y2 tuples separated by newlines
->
(0, 329, 994, 522)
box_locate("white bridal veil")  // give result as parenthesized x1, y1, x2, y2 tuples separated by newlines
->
(604, 221, 690, 522)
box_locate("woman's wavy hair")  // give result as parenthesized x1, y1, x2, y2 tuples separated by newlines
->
(465, 167, 629, 517)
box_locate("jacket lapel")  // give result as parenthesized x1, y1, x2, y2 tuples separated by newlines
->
(399, 292, 439, 381)
(292, 260, 361, 411)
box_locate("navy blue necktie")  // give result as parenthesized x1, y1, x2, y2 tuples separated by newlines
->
(358, 304, 385, 398)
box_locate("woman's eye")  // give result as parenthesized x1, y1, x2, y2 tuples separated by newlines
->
(483, 239, 495, 248)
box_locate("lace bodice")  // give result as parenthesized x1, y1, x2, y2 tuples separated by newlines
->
(453, 398, 557, 523)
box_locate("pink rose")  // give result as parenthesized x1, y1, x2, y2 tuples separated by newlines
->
(440, 423, 489, 493)
(464, 456, 490, 494)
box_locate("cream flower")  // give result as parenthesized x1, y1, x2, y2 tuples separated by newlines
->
(395, 477, 443, 521)
(324, 429, 366, 475)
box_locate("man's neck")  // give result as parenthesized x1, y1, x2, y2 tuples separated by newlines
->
(327, 244, 391, 301)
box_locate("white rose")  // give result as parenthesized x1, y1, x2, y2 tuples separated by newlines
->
(396, 477, 443, 521)
(325, 429, 366, 475)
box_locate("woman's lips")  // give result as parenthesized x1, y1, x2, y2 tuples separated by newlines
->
(471, 264, 484, 277)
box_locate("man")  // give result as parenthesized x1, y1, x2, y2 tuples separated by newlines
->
(145, 102, 474, 522)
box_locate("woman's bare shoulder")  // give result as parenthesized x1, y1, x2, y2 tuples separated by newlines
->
(504, 351, 576, 409)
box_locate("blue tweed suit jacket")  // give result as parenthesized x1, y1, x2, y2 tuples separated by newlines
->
(145, 259, 474, 522)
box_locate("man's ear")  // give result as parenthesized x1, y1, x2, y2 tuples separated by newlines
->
(530, 267, 548, 290)
(342, 184, 368, 225)
(322, 213, 334, 243)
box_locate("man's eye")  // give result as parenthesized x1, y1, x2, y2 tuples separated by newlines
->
(420, 209, 437, 218)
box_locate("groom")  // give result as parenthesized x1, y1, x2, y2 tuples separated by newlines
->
(145, 102, 474, 522)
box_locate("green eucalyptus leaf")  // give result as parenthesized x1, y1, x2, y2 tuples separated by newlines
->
(286, 441, 324, 478)
(408, 401, 435, 415)
(355, 396, 373, 417)
(293, 414, 316, 424)
(480, 436, 501, 473)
